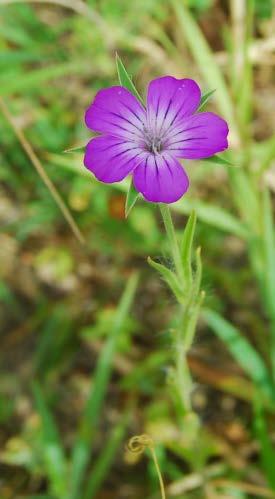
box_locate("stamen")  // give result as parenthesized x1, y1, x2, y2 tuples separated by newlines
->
(143, 127, 164, 154)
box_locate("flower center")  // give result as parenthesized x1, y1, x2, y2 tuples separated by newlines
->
(149, 137, 163, 154)
(143, 131, 164, 154)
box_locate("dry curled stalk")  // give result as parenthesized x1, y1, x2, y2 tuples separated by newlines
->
(127, 434, 166, 499)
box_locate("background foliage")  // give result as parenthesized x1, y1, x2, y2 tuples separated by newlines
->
(1, 0, 275, 497)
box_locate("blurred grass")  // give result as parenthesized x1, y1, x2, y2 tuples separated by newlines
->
(1, 0, 275, 498)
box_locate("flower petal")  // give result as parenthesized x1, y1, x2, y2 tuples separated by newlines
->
(133, 152, 189, 203)
(84, 136, 144, 183)
(146, 76, 201, 136)
(85, 86, 146, 141)
(165, 112, 229, 159)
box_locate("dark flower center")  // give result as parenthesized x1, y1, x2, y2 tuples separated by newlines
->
(143, 128, 164, 154)
(149, 137, 163, 154)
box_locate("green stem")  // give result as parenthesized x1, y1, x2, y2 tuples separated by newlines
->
(159, 205, 193, 414)
(159, 204, 185, 285)
(176, 323, 192, 414)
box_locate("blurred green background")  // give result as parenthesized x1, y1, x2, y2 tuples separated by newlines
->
(1, 0, 275, 497)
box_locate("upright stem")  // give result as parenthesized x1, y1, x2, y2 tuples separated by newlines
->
(159, 204, 185, 285)
(159, 204, 194, 415)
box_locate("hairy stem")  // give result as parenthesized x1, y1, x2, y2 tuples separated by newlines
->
(159, 204, 185, 285)
(159, 205, 195, 415)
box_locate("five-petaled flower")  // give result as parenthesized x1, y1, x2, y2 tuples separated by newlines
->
(84, 76, 229, 203)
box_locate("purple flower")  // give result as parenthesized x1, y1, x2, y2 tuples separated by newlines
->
(84, 76, 229, 204)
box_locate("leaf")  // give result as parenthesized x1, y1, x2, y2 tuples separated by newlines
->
(171, 0, 238, 137)
(193, 247, 203, 297)
(116, 53, 144, 103)
(0, 60, 89, 96)
(148, 257, 183, 302)
(203, 309, 274, 402)
(202, 155, 235, 167)
(176, 198, 249, 239)
(262, 188, 275, 320)
(84, 414, 128, 499)
(63, 144, 86, 154)
(180, 211, 196, 286)
(198, 89, 216, 111)
(262, 188, 275, 381)
(254, 399, 275, 489)
(255, 0, 273, 19)
(125, 178, 139, 217)
(69, 273, 139, 499)
(258, 136, 275, 176)
(32, 383, 67, 497)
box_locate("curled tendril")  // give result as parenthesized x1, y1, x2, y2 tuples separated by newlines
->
(127, 434, 166, 499)
(127, 434, 154, 454)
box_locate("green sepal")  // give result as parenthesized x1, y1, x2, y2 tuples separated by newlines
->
(63, 144, 86, 154)
(116, 53, 144, 104)
(125, 179, 139, 217)
(198, 88, 216, 111)
(202, 154, 235, 167)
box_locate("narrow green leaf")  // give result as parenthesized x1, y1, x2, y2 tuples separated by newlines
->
(0, 61, 89, 96)
(203, 309, 274, 401)
(171, 0, 238, 138)
(176, 199, 249, 239)
(254, 399, 275, 489)
(63, 144, 86, 154)
(116, 54, 143, 103)
(148, 257, 183, 302)
(255, 0, 273, 19)
(202, 155, 235, 167)
(84, 414, 128, 499)
(198, 89, 216, 111)
(125, 178, 139, 217)
(69, 273, 138, 499)
(193, 247, 202, 297)
(262, 188, 275, 319)
(258, 136, 275, 177)
(32, 383, 67, 497)
(180, 211, 196, 286)
(228, 168, 260, 229)
(262, 188, 275, 381)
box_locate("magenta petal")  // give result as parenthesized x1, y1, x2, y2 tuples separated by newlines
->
(166, 112, 229, 159)
(85, 86, 146, 141)
(146, 76, 201, 136)
(133, 152, 189, 203)
(84, 136, 144, 183)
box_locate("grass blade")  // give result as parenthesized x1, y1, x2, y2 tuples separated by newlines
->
(262, 188, 275, 382)
(69, 273, 139, 499)
(203, 308, 274, 402)
(254, 399, 275, 489)
(262, 188, 275, 319)
(0, 98, 85, 245)
(0, 61, 89, 96)
(32, 382, 67, 497)
(177, 198, 249, 239)
(171, 0, 239, 140)
(84, 414, 128, 499)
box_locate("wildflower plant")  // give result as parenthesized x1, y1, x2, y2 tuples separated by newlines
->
(83, 55, 229, 421)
